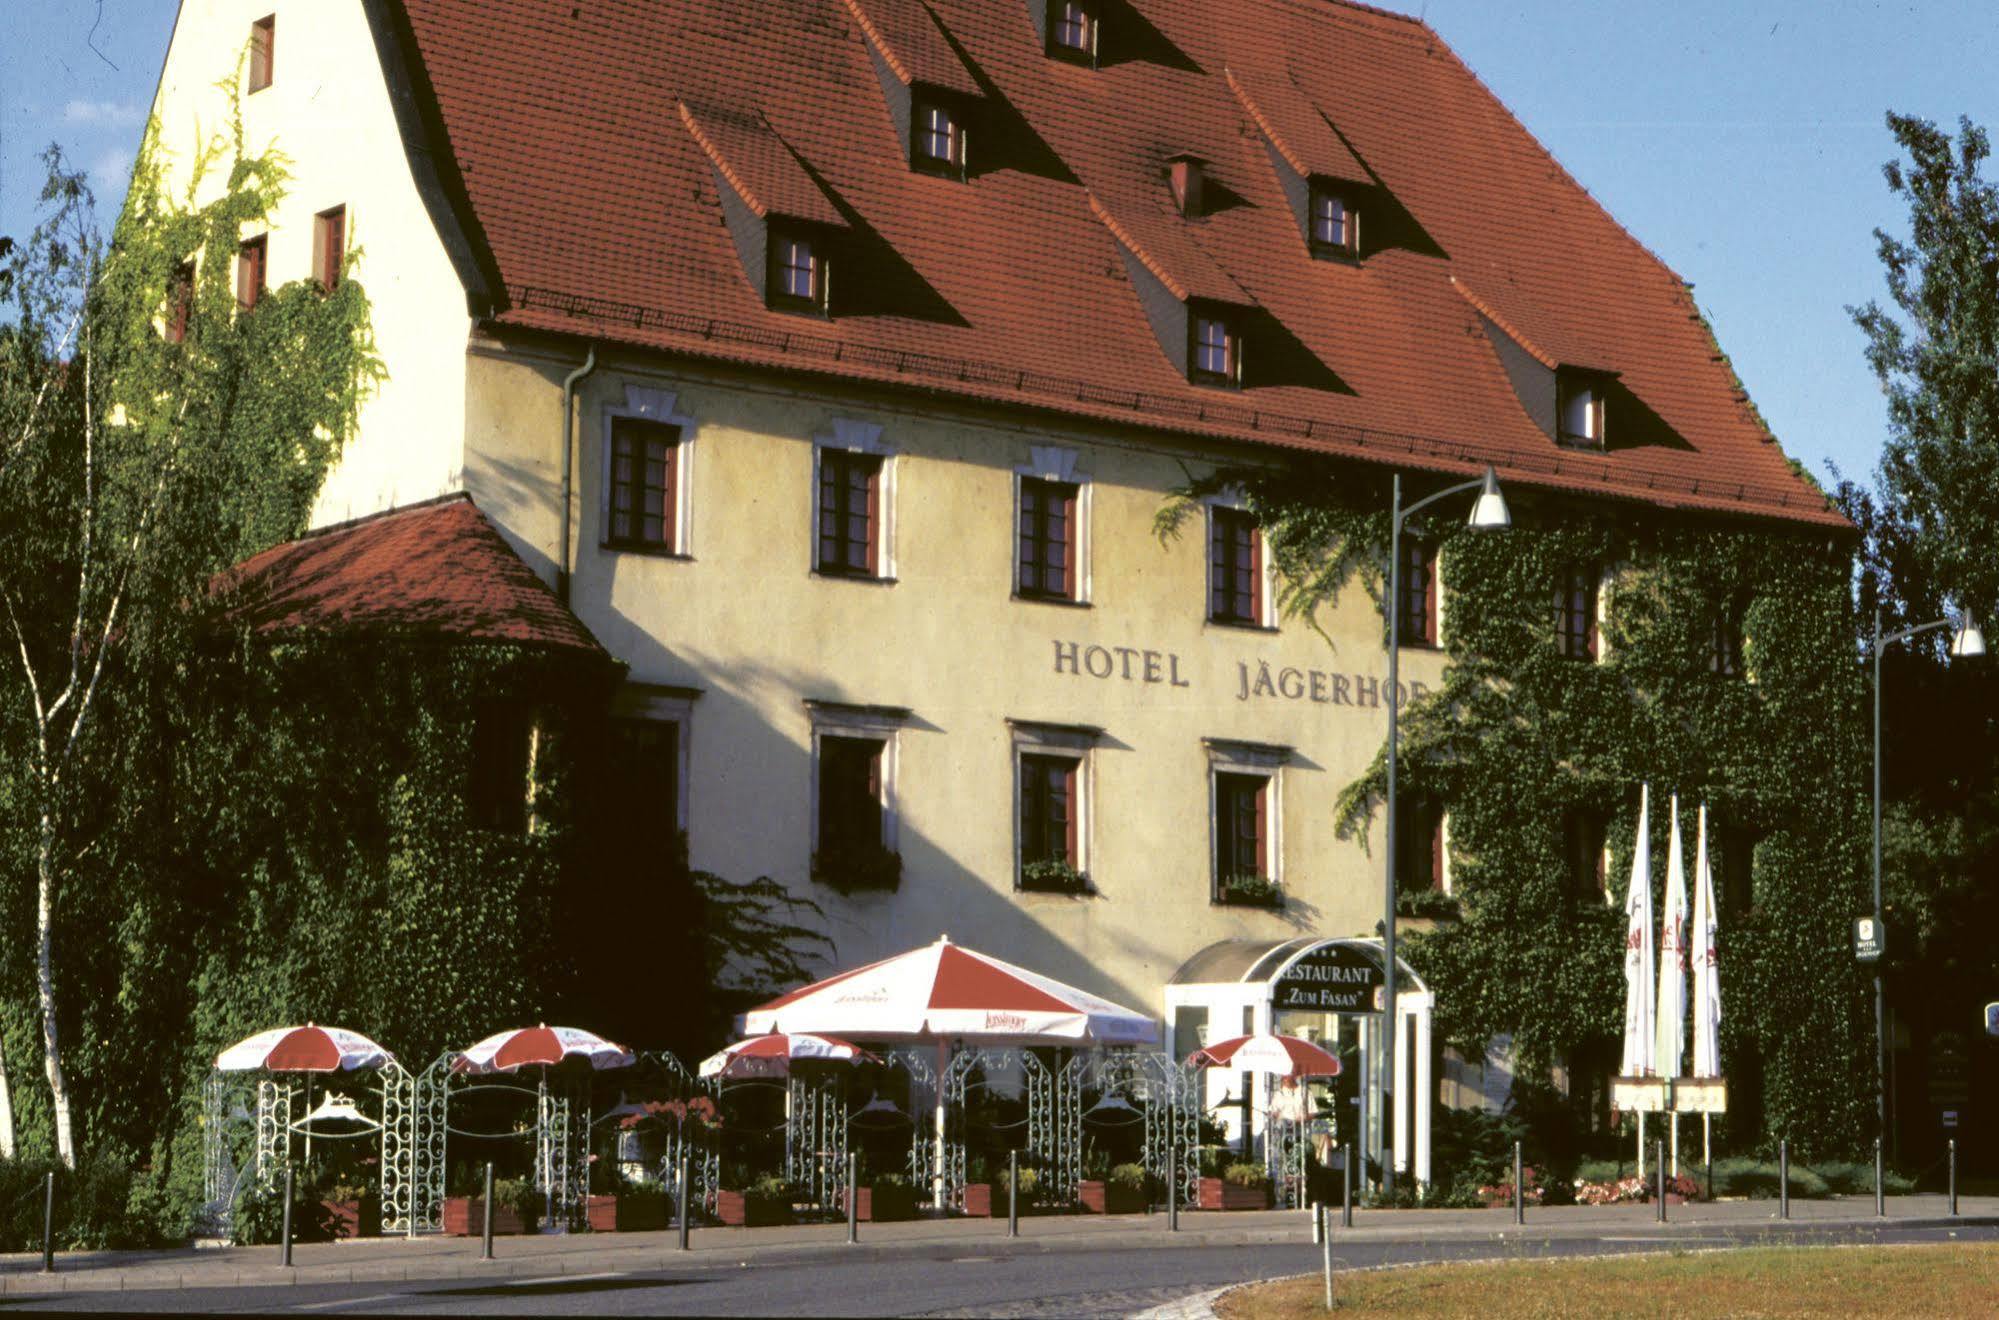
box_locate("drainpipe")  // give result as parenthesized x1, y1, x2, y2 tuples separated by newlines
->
(557, 344, 599, 604)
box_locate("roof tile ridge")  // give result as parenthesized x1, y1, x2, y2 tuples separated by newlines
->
(299, 490, 474, 542)
(1224, 67, 1308, 177)
(676, 99, 769, 218)
(1417, 30, 1686, 292)
(839, 0, 916, 85)
(1449, 276, 1558, 370)
(1266, 0, 1430, 32)
(1086, 192, 1191, 302)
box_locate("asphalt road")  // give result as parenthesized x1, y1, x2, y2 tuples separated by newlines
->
(10, 1222, 1995, 1316)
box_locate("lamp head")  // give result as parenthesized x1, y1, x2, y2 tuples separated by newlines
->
(1467, 466, 1510, 530)
(1952, 614, 1986, 658)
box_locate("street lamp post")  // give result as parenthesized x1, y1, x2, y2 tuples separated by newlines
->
(1379, 466, 1509, 1196)
(1869, 608, 1983, 1157)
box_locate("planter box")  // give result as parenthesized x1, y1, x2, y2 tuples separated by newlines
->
(1078, 1180, 1147, 1215)
(585, 1194, 670, 1232)
(441, 1197, 536, 1236)
(961, 1182, 993, 1218)
(715, 1190, 792, 1228)
(320, 1199, 379, 1240)
(855, 1185, 919, 1222)
(1198, 1177, 1270, 1211)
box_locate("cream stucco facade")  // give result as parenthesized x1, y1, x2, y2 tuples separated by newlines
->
(145, 1, 1449, 1020)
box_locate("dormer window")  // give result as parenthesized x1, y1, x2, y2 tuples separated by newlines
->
(1190, 310, 1240, 387)
(1559, 372, 1607, 448)
(1310, 185, 1357, 258)
(1049, 0, 1098, 63)
(913, 98, 965, 175)
(768, 228, 827, 315)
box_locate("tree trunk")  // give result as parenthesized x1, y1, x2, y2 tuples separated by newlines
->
(0, 1027, 17, 1159)
(36, 809, 73, 1167)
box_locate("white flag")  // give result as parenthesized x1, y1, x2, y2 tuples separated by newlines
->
(1655, 795, 1689, 1080)
(1691, 802, 1722, 1078)
(1620, 785, 1655, 1076)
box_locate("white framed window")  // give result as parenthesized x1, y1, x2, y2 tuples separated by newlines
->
(1206, 739, 1289, 905)
(1205, 491, 1273, 628)
(1559, 372, 1608, 447)
(813, 418, 896, 580)
(1010, 720, 1098, 895)
(1309, 185, 1358, 257)
(1014, 445, 1091, 604)
(600, 385, 697, 556)
(806, 701, 908, 889)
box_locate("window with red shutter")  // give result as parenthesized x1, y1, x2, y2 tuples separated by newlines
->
(818, 736, 884, 856)
(1019, 753, 1082, 890)
(236, 236, 267, 311)
(1209, 508, 1263, 625)
(1393, 797, 1446, 894)
(1214, 773, 1267, 884)
(1555, 565, 1599, 659)
(314, 206, 346, 291)
(165, 261, 194, 343)
(1018, 478, 1078, 600)
(606, 419, 680, 551)
(1399, 540, 1438, 646)
(248, 16, 275, 93)
(1563, 809, 1607, 901)
(818, 450, 883, 577)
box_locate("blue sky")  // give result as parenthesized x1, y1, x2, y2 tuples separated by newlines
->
(4, 0, 1995, 493)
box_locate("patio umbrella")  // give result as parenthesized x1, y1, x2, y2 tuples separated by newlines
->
(215, 1024, 393, 1073)
(215, 1024, 392, 1166)
(698, 1032, 878, 1080)
(451, 1024, 635, 1075)
(1185, 1033, 1342, 1078)
(741, 935, 1158, 1206)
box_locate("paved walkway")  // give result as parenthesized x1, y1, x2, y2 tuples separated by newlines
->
(0, 1196, 1991, 1296)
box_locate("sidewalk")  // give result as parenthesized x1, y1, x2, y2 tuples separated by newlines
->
(0, 1196, 1991, 1296)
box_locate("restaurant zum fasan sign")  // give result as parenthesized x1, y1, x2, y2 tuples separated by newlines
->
(1272, 944, 1386, 1014)
(1051, 640, 1431, 710)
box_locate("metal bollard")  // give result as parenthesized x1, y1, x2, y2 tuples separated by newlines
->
(1874, 1138, 1884, 1218)
(1322, 1205, 1335, 1310)
(41, 1171, 54, 1274)
(1342, 1143, 1353, 1229)
(481, 1162, 495, 1260)
(1655, 1141, 1666, 1223)
(1779, 1141, 1790, 1220)
(1167, 1145, 1178, 1232)
(1513, 1141, 1524, 1226)
(1950, 1139, 1959, 1217)
(1312, 1199, 1323, 1245)
(1007, 1151, 1019, 1238)
(846, 1151, 858, 1245)
(280, 1168, 294, 1268)
(676, 1148, 691, 1252)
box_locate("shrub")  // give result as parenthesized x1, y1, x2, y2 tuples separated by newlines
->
(1223, 1162, 1269, 1188)
(231, 1176, 341, 1245)
(1108, 1163, 1150, 1193)
(1710, 1158, 1826, 1200)
(1218, 874, 1282, 908)
(1020, 859, 1090, 895)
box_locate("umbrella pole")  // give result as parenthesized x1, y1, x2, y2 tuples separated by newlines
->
(304, 1074, 314, 1170)
(934, 1039, 949, 1213)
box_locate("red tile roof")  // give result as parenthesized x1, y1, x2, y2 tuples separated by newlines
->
(395, 0, 1844, 530)
(216, 494, 609, 656)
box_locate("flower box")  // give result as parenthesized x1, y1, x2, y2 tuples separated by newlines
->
(1078, 1180, 1147, 1215)
(585, 1194, 670, 1232)
(441, 1196, 536, 1236)
(1198, 1177, 1270, 1211)
(961, 1182, 993, 1217)
(319, 1198, 379, 1239)
(855, 1184, 919, 1222)
(714, 1189, 792, 1227)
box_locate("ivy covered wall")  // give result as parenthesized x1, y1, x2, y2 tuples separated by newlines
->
(1177, 464, 1872, 1159)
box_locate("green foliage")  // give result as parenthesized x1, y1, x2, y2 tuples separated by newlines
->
(491, 1177, 543, 1222)
(1019, 858, 1090, 895)
(1217, 873, 1282, 908)
(1108, 1162, 1149, 1192)
(1222, 1161, 1269, 1188)
(810, 842, 903, 894)
(1395, 887, 1459, 920)
(1164, 457, 1871, 1158)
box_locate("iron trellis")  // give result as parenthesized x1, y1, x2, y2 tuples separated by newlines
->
(784, 1070, 849, 1214)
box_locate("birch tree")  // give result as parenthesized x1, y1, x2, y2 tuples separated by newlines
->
(0, 135, 378, 1164)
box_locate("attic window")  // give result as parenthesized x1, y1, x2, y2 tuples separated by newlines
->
(1310, 186, 1357, 258)
(1190, 310, 1240, 388)
(768, 228, 828, 315)
(913, 98, 966, 175)
(1049, 0, 1098, 63)
(1559, 372, 1607, 448)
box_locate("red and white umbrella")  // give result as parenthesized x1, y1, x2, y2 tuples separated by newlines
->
(742, 935, 1157, 1045)
(699, 1032, 878, 1080)
(452, 1024, 635, 1075)
(1186, 1034, 1342, 1078)
(215, 1024, 393, 1073)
